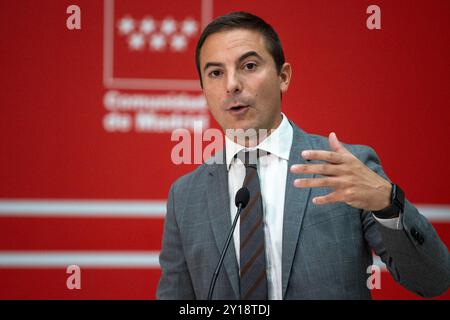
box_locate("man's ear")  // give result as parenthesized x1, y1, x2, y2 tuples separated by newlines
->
(279, 62, 292, 93)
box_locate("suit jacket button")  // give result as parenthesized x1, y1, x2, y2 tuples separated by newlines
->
(410, 228, 418, 238)
(417, 235, 425, 245)
(410, 228, 424, 245)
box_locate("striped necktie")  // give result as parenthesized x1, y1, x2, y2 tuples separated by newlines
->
(237, 150, 268, 300)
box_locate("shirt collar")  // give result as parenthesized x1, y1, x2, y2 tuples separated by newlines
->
(225, 112, 293, 170)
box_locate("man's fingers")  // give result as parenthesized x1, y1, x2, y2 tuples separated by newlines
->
(290, 163, 341, 176)
(328, 132, 341, 152)
(312, 192, 340, 205)
(301, 150, 345, 164)
(294, 177, 340, 189)
(329, 132, 351, 155)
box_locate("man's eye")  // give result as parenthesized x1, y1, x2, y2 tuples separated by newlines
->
(244, 63, 257, 71)
(208, 70, 223, 78)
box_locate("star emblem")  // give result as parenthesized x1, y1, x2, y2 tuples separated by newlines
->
(150, 33, 166, 51)
(181, 18, 198, 37)
(170, 34, 187, 51)
(161, 17, 177, 35)
(118, 16, 135, 35)
(140, 17, 156, 34)
(128, 33, 145, 50)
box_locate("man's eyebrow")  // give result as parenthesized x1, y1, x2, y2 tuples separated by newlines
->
(203, 62, 224, 72)
(237, 51, 263, 63)
(203, 51, 263, 72)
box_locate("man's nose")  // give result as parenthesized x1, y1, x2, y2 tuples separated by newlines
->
(226, 71, 242, 94)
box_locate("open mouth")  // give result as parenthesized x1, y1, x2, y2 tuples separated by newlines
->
(229, 105, 249, 111)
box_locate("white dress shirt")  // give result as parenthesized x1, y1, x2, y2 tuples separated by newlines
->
(225, 113, 401, 300)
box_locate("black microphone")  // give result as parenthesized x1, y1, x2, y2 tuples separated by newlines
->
(207, 186, 250, 300)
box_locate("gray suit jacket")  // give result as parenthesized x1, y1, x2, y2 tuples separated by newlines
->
(157, 122, 450, 299)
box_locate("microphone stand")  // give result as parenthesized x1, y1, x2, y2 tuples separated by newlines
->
(207, 202, 244, 300)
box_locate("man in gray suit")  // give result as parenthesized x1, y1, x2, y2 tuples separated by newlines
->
(157, 12, 450, 299)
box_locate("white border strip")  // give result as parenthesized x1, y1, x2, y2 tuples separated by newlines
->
(0, 251, 388, 270)
(414, 204, 450, 222)
(0, 201, 448, 221)
(103, 0, 114, 85)
(0, 200, 166, 217)
(202, 0, 213, 29)
(0, 251, 160, 268)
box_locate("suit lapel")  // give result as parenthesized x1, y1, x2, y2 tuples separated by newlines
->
(205, 151, 240, 299)
(282, 123, 314, 299)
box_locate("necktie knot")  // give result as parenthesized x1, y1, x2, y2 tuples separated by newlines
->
(235, 149, 270, 169)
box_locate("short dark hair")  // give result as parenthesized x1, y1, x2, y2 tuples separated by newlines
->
(195, 11, 285, 87)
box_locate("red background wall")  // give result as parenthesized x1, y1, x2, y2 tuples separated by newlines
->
(0, 0, 449, 299)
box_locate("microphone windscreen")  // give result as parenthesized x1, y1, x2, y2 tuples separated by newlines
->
(235, 187, 250, 209)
